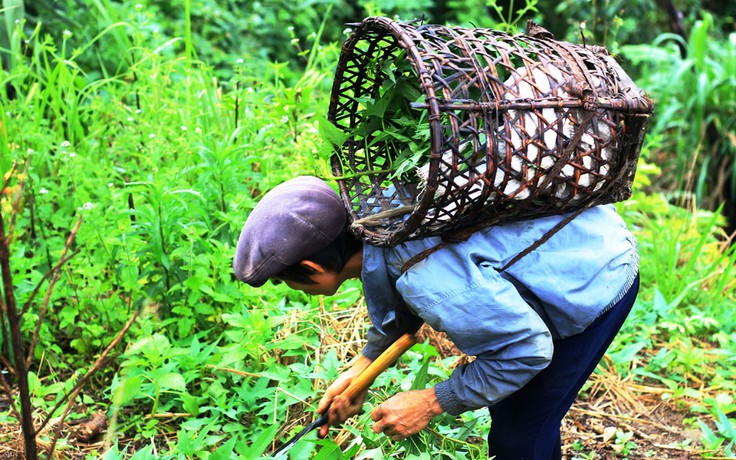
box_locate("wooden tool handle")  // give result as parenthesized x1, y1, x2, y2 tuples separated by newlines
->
(340, 333, 417, 401)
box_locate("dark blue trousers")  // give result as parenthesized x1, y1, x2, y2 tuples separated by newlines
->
(487, 275, 640, 459)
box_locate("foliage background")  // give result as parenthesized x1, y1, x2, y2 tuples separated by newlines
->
(0, 0, 735, 458)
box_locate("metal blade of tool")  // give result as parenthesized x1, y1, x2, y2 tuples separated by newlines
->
(270, 412, 328, 458)
(265, 333, 417, 458)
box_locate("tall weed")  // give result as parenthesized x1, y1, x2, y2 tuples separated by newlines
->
(621, 14, 736, 207)
(611, 140, 736, 427)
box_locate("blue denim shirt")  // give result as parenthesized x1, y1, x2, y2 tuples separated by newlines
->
(360, 204, 639, 416)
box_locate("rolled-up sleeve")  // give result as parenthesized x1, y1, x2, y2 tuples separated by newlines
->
(395, 257, 553, 415)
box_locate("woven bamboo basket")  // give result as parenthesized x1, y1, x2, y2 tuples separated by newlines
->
(328, 17, 654, 247)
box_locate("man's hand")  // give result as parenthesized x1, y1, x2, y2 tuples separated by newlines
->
(370, 387, 444, 441)
(316, 355, 373, 438)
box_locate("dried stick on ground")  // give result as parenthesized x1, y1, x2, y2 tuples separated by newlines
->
(42, 309, 140, 459)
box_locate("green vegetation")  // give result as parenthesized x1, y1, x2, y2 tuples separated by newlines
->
(0, 0, 735, 459)
(621, 13, 736, 225)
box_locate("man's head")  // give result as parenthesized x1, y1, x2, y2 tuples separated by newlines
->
(233, 176, 357, 290)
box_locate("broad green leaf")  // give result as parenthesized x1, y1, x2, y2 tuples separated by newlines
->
(688, 14, 712, 73)
(207, 437, 236, 460)
(698, 419, 725, 450)
(124, 334, 170, 358)
(285, 437, 316, 459)
(456, 416, 478, 441)
(181, 392, 201, 417)
(120, 264, 139, 290)
(116, 374, 144, 405)
(605, 342, 645, 368)
(27, 371, 39, 396)
(410, 358, 431, 390)
(235, 425, 278, 458)
(176, 428, 196, 456)
(268, 334, 309, 351)
(128, 444, 155, 460)
(157, 372, 186, 392)
(317, 116, 349, 147)
(311, 438, 345, 460)
(221, 313, 250, 329)
(356, 448, 384, 460)
(715, 406, 736, 440)
(99, 444, 124, 460)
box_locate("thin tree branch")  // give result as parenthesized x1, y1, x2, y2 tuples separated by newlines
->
(0, 352, 15, 375)
(20, 250, 80, 317)
(0, 162, 18, 372)
(0, 364, 21, 421)
(655, 0, 688, 59)
(36, 309, 139, 441)
(0, 183, 37, 460)
(7, 159, 31, 244)
(1, 161, 18, 194)
(26, 215, 83, 369)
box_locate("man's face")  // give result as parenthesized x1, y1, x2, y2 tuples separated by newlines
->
(274, 269, 343, 296)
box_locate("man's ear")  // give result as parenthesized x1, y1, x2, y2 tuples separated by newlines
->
(299, 260, 326, 274)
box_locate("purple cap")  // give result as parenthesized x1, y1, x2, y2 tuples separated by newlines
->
(233, 176, 347, 287)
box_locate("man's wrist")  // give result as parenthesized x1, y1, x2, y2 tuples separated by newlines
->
(426, 387, 445, 417)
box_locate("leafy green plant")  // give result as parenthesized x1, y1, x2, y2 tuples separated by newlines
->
(616, 137, 736, 345)
(329, 50, 430, 181)
(487, 0, 541, 34)
(691, 394, 736, 457)
(611, 429, 637, 456)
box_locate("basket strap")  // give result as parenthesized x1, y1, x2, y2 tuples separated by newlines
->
(400, 240, 449, 274)
(496, 207, 586, 272)
(399, 209, 581, 275)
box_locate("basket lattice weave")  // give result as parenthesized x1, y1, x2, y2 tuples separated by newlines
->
(328, 17, 654, 247)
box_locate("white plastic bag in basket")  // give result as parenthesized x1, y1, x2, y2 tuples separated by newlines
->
(416, 63, 616, 219)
